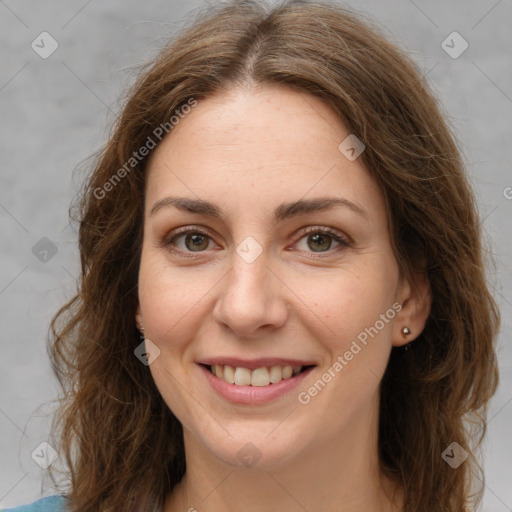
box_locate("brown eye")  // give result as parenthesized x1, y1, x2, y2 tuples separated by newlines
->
(307, 233, 333, 252)
(164, 228, 215, 254)
(183, 233, 210, 251)
(294, 227, 350, 255)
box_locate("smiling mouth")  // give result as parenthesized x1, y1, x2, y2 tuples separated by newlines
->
(201, 363, 316, 387)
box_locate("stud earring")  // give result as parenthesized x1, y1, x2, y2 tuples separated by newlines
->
(401, 326, 411, 337)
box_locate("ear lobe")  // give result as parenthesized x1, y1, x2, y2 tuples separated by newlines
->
(135, 303, 144, 332)
(392, 272, 431, 347)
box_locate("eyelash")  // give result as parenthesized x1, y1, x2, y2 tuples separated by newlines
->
(161, 225, 351, 259)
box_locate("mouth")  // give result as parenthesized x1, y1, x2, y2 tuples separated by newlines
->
(199, 363, 317, 387)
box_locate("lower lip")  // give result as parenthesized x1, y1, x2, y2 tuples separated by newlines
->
(197, 364, 315, 405)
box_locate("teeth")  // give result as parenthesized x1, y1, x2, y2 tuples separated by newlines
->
(251, 367, 270, 386)
(269, 366, 283, 383)
(234, 367, 252, 386)
(210, 364, 305, 386)
(282, 366, 293, 379)
(223, 364, 235, 384)
(213, 364, 223, 379)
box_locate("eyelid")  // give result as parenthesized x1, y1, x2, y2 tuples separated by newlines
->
(165, 225, 213, 240)
(295, 225, 351, 245)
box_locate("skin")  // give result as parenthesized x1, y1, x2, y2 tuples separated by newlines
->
(135, 84, 431, 512)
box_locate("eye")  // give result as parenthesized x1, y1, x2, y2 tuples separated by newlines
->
(162, 227, 216, 256)
(293, 226, 351, 256)
(161, 225, 351, 259)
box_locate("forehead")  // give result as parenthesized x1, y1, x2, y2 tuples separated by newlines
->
(144, 85, 385, 223)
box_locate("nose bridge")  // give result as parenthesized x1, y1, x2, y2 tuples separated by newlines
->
(231, 240, 269, 291)
(227, 239, 273, 309)
(214, 236, 288, 335)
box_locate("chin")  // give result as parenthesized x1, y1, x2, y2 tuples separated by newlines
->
(201, 427, 310, 471)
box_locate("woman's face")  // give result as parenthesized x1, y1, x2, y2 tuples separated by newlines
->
(136, 84, 423, 469)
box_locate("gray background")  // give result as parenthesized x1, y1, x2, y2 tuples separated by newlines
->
(1, 0, 511, 509)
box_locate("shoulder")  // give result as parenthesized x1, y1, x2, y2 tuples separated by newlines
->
(2, 495, 68, 512)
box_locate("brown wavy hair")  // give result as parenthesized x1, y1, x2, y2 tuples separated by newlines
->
(46, 1, 500, 511)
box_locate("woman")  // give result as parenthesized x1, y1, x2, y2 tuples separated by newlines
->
(5, 0, 499, 511)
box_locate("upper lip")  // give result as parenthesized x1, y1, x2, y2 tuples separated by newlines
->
(197, 357, 317, 371)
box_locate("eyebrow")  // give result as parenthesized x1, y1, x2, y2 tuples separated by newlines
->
(149, 195, 369, 222)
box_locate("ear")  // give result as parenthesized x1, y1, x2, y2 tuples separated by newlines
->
(135, 303, 144, 332)
(392, 271, 431, 347)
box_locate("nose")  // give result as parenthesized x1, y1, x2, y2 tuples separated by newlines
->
(213, 246, 289, 338)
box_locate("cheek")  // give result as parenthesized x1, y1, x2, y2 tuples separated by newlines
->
(297, 266, 398, 425)
(305, 259, 398, 363)
(137, 251, 196, 346)
(137, 252, 209, 418)
(137, 247, 223, 367)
